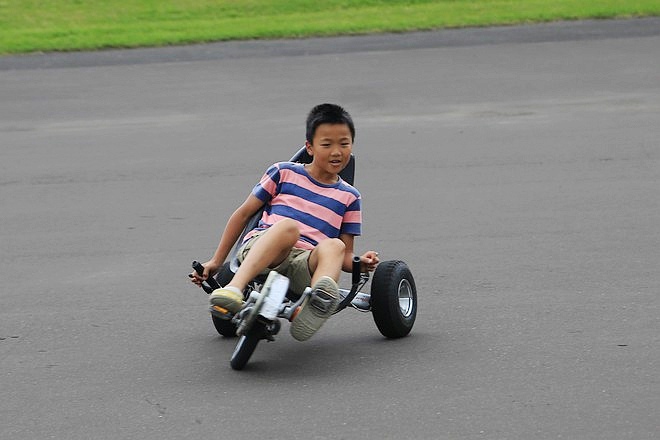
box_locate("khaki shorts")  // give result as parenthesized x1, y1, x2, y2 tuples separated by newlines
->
(237, 230, 312, 298)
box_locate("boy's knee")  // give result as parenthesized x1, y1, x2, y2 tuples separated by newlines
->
(321, 238, 345, 254)
(278, 218, 299, 232)
(270, 219, 300, 246)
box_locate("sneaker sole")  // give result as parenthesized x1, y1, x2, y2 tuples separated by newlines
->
(209, 289, 244, 314)
(290, 277, 339, 341)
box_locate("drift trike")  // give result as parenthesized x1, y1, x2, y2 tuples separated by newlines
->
(191, 147, 417, 370)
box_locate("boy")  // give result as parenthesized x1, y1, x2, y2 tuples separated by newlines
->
(191, 103, 379, 341)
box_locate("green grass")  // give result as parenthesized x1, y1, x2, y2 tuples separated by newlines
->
(1, 0, 659, 54)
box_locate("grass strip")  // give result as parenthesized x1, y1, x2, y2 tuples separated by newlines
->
(1, 0, 659, 54)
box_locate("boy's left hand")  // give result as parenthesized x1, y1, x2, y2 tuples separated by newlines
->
(361, 251, 380, 272)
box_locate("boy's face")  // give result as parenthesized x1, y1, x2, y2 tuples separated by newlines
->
(305, 123, 353, 179)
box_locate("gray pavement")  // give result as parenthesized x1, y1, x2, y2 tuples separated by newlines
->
(1, 18, 659, 440)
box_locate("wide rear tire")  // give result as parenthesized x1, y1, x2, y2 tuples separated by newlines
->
(210, 262, 238, 337)
(370, 260, 417, 338)
(212, 315, 238, 338)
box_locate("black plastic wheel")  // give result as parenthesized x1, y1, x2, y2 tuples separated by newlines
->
(211, 315, 238, 337)
(210, 262, 238, 337)
(230, 320, 265, 370)
(370, 260, 417, 338)
(213, 262, 234, 286)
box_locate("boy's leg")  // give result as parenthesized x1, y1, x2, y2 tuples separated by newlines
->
(210, 219, 300, 312)
(290, 239, 344, 341)
(307, 238, 345, 285)
(230, 219, 300, 289)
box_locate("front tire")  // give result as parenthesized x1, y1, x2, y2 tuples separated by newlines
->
(370, 260, 417, 338)
(230, 320, 265, 370)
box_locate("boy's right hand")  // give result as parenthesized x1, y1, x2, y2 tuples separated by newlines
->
(189, 260, 219, 287)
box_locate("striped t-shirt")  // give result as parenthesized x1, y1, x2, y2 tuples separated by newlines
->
(245, 162, 362, 250)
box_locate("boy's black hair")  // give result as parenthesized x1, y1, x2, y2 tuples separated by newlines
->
(305, 103, 356, 143)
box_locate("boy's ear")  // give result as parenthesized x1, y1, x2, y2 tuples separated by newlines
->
(305, 140, 313, 155)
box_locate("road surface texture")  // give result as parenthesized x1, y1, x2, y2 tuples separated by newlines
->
(1, 18, 659, 440)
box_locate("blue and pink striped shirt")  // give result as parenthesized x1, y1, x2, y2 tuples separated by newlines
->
(245, 162, 362, 250)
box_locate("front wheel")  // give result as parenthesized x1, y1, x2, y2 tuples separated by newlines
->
(230, 320, 265, 370)
(370, 260, 417, 338)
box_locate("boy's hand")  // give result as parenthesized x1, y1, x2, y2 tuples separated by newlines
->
(189, 260, 219, 287)
(360, 251, 380, 272)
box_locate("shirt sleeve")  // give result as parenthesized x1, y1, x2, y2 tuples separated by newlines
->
(251, 163, 281, 202)
(340, 196, 362, 236)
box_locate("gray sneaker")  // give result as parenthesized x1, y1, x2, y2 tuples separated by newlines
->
(289, 276, 339, 341)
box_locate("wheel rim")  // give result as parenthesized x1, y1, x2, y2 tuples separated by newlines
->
(398, 278, 414, 317)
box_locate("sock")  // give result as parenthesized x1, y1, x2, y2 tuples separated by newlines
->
(221, 285, 243, 296)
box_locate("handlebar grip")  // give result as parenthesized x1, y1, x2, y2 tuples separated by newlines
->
(192, 260, 205, 276)
(352, 256, 361, 285)
(192, 260, 221, 292)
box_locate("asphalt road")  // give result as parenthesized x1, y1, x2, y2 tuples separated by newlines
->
(1, 18, 659, 440)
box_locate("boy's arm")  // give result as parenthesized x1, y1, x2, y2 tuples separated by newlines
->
(204, 194, 264, 277)
(339, 233, 379, 273)
(339, 234, 356, 272)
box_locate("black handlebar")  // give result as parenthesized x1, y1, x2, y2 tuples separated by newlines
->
(192, 260, 221, 293)
(352, 256, 361, 285)
(194, 256, 361, 296)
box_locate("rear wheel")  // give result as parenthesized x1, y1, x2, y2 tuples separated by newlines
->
(210, 262, 238, 337)
(211, 315, 237, 338)
(370, 260, 417, 338)
(214, 262, 234, 286)
(230, 320, 265, 370)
